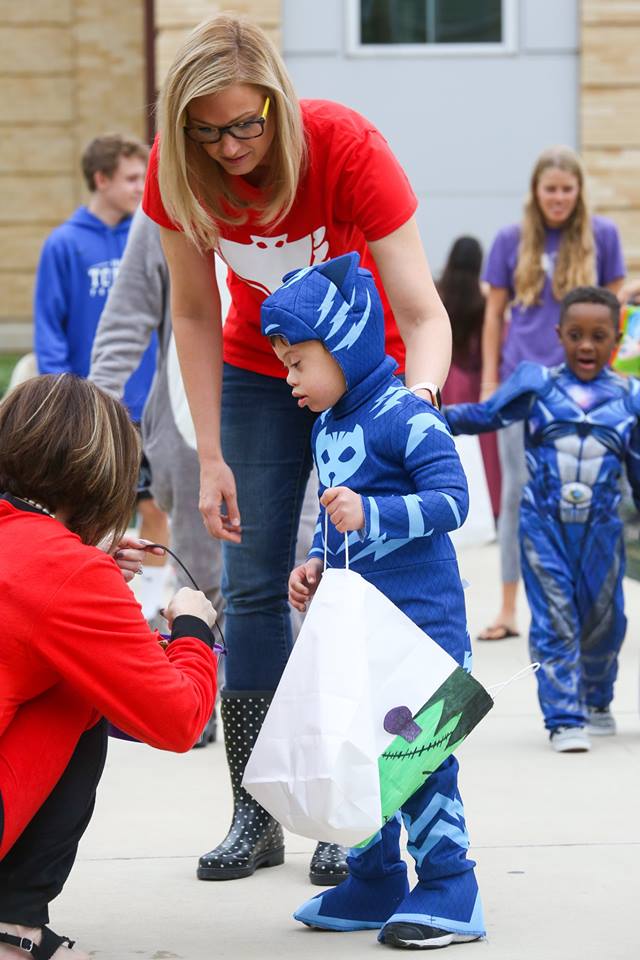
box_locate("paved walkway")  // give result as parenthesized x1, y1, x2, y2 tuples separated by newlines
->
(54, 542, 640, 959)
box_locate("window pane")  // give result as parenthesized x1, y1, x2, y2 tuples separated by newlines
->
(360, 0, 426, 44)
(359, 0, 503, 45)
(433, 0, 502, 44)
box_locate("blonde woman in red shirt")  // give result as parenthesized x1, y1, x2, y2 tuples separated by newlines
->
(0, 375, 218, 960)
(144, 13, 452, 887)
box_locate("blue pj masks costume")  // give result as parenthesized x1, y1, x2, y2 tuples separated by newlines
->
(261, 253, 485, 947)
(445, 361, 640, 733)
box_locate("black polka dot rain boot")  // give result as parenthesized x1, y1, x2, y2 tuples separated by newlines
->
(197, 689, 285, 880)
(309, 840, 349, 886)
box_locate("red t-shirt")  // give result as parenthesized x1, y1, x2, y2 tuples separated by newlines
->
(143, 99, 417, 378)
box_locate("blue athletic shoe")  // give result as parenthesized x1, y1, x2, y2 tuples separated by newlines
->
(294, 870, 409, 931)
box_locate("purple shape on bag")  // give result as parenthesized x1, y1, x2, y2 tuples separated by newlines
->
(384, 705, 421, 743)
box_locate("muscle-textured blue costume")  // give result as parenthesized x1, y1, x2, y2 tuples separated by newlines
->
(261, 253, 485, 941)
(446, 361, 640, 731)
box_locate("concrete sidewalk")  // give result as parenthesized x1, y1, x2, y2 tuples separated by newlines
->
(55, 542, 640, 960)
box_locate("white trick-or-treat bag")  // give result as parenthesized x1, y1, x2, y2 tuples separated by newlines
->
(243, 536, 493, 847)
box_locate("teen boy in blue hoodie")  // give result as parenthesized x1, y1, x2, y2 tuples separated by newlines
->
(261, 253, 484, 951)
(33, 134, 156, 423)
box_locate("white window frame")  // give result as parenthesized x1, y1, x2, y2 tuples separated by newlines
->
(346, 0, 518, 57)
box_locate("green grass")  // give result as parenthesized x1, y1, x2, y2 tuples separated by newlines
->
(0, 354, 23, 397)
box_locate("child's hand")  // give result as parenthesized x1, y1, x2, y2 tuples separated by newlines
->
(289, 558, 323, 612)
(321, 487, 365, 534)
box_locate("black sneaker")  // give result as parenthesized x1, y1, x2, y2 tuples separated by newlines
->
(380, 921, 480, 949)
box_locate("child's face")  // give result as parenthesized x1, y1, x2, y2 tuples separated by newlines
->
(272, 339, 347, 412)
(556, 303, 620, 381)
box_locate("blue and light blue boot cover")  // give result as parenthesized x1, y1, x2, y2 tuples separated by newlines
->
(379, 757, 485, 948)
(294, 814, 409, 931)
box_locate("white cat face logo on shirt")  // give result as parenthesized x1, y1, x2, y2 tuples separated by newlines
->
(217, 226, 329, 296)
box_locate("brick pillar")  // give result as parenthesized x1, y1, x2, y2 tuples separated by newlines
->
(581, 0, 640, 274)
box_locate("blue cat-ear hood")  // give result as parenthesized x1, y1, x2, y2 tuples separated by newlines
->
(260, 252, 386, 389)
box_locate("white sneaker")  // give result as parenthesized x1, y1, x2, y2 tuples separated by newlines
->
(587, 706, 616, 736)
(550, 726, 591, 753)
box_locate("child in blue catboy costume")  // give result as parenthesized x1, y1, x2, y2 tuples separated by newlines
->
(261, 252, 484, 950)
(445, 286, 640, 753)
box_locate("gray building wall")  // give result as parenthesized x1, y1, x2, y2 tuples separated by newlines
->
(283, 0, 579, 273)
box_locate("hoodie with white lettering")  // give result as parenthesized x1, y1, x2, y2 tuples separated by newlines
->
(33, 205, 156, 421)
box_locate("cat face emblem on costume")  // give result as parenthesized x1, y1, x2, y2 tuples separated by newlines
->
(316, 425, 366, 487)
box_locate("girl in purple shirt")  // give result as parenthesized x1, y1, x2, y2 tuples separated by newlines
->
(479, 146, 625, 641)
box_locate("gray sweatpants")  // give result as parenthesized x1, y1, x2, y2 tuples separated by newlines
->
(497, 421, 528, 584)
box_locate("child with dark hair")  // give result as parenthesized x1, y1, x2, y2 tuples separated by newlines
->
(438, 236, 500, 517)
(261, 253, 484, 951)
(445, 286, 640, 752)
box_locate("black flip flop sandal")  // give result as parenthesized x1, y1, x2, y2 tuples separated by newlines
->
(0, 927, 75, 958)
(476, 623, 520, 641)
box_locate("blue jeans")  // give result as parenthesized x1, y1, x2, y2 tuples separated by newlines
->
(220, 363, 316, 690)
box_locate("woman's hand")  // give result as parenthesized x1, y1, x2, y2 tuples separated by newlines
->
(165, 586, 217, 629)
(199, 458, 242, 543)
(112, 537, 165, 583)
(289, 558, 323, 612)
(321, 487, 365, 534)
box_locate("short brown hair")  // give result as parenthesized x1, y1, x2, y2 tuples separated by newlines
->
(81, 133, 149, 192)
(0, 375, 141, 546)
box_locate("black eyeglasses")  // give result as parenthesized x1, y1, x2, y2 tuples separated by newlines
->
(184, 97, 270, 145)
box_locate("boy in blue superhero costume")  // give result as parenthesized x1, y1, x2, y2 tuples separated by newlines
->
(445, 286, 640, 753)
(261, 253, 484, 950)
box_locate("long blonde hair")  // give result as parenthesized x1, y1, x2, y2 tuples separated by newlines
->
(514, 146, 595, 307)
(158, 14, 307, 251)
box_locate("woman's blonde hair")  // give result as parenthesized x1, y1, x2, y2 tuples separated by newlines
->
(158, 14, 306, 251)
(0, 375, 141, 547)
(514, 146, 595, 307)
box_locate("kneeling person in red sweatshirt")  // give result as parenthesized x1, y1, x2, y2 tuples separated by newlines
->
(0, 374, 218, 960)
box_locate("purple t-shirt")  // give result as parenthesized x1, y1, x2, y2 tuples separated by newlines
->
(484, 215, 625, 380)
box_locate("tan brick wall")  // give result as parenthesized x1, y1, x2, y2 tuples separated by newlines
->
(0, 1, 145, 351)
(156, 0, 281, 88)
(0, 0, 282, 352)
(581, 0, 640, 275)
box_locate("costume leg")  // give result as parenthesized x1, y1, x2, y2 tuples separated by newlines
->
(379, 756, 484, 944)
(575, 520, 626, 710)
(294, 815, 408, 931)
(520, 511, 583, 730)
(0, 715, 107, 926)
